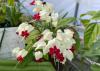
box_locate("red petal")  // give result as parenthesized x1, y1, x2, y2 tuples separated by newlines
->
(21, 30, 29, 38)
(33, 13, 41, 21)
(30, 0, 35, 5)
(49, 48, 55, 55)
(17, 55, 23, 63)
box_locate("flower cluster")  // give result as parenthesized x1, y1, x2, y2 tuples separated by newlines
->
(13, 0, 76, 65)
(30, 0, 59, 27)
(33, 29, 75, 64)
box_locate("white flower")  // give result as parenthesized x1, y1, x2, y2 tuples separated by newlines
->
(64, 29, 74, 38)
(51, 12, 59, 21)
(43, 3, 53, 13)
(51, 12, 59, 27)
(35, 51, 43, 60)
(64, 38, 76, 49)
(35, 0, 43, 6)
(42, 29, 53, 41)
(12, 47, 21, 55)
(56, 30, 65, 41)
(33, 7, 41, 12)
(40, 10, 48, 17)
(16, 49, 28, 58)
(43, 39, 56, 55)
(33, 40, 46, 51)
(63, 50, 74, 61)
(25, 24, 34, 32)
(16, 22, 34, 36)
(39, 10, 51, 22)
(16, 22, 28, 35)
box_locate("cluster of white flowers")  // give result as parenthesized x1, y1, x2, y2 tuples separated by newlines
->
(31, 0, 59, 27)
(33, 29, 75, 64)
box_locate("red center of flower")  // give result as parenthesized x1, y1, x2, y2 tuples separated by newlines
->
(33, 13, 41, 21)
(30, 0, 35, 5)
(70, 46, 75, 53)
(49, 46, 64, 62)
(17, 55, 23, 63)
(21, 30, 29, 38)
(56, 53, 64, 62)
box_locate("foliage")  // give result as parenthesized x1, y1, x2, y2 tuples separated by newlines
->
(80, 10, 100, 70)
(0, 0, 30, 27)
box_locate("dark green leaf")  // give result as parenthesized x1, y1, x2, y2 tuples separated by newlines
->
(91, 64, 100, 71)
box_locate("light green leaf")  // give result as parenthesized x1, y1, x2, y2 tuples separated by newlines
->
(84, 23, 100, 48)
(8, 0, 14, 6)
(92, 11, 100, 20)
(80, 19, 90, 27)
(80, 11, 97, 17)
(56, 17, 76, 29)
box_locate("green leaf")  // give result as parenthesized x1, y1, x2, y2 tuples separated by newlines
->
(84, 23, 100, 48)
(62, 12, 68, 18)
(83, 39, 100, 57)
(80, 19, 90, 27)
(8, 0, 15, 6)
(91, 64, 100, 71)
(80, 11, 97, 17)
(43, 54, 49, 60)
(92, 11, 100, 20)
(25, 30, 40, 46)
(56, 17, 76, 29)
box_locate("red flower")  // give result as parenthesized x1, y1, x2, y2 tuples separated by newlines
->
(21, 30, 29, 38)
(17, 55, 23, 63)
(54, 46, 60, 54)
(56, 53, 64, 62)
(49, 48, 55, 55)
(49, 46, 64, 62)
(33, 13, 41, 21)
(70, 46, 75, 53)
(49, 46, 60, 56)
(30, 0, 35, 5)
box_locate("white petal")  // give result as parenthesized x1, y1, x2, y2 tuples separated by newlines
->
(33, 41, 46, 51)
(35, 51, 43, 60)
(56, 30, 65, 41)
(12, 47, 21, 55)
(42, 29, 53, 41)
(43, 39, 55, 55)
(64, 29, 74, 38)
(17, 49, 28, 58)
(63, 50, 74, 61)
(52, 21, 58, 27)
(35, 0, 43, 6)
